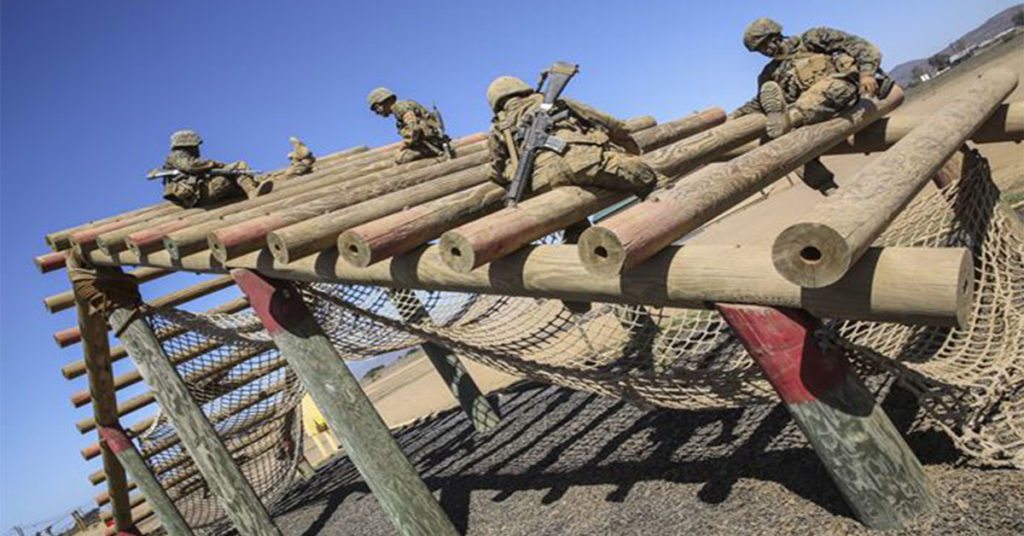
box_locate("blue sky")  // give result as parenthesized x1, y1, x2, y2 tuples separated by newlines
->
(2, 0, 1020, 529)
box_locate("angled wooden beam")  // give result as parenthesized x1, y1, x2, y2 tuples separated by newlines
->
(233, 269, 458, 536)
(717, 303, 937, 529)
(109, 307, 281, 536)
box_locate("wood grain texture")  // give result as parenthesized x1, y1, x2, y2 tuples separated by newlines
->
(772, 69, 1018, 288)
(109, 308, 281, 536)
(233, 270, 458, 536)
(98, 426, 194, 536)
(578, 87, 904, 278)
(718, 304, 938, 529)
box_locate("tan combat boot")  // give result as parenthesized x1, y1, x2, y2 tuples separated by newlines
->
(237, 175, 274, 199)
(759, 81, 792, 139)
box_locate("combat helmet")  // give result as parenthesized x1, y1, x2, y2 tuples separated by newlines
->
(743, 17, 783, 51)
(367, 87, 396, 109)
(170, 129, 202, 149)
(486, 76, 533, 112)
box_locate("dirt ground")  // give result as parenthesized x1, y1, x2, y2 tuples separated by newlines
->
(260, 37, 1024, 535)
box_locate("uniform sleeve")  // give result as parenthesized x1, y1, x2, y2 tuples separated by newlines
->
(563, 98, 640, 154)
(802, 27, 881, 76)
(486, 127, 510, 187)
(166, 152, 219, 175)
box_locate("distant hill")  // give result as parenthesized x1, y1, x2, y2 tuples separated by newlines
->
(889, 4, 1024, 86)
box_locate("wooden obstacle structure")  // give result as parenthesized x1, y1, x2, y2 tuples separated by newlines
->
(36, 70, 1024, 535)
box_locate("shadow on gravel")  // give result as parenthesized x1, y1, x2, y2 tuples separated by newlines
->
(267, 379, 959, 535)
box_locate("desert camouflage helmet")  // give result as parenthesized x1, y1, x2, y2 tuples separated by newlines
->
(486, 76, 532, 112)
(367, 87, 396, 109)
(170, 129, 203, 148)
(743, 17, 783, 51)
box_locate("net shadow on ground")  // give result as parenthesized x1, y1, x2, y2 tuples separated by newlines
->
(252, 378, 983, 536)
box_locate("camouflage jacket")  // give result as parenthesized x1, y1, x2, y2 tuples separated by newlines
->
(487, 92, 639, 186)
(734, 26, 882, 116)
(391, 100, 443, 146)
(164, 149, 223, 177)
(287, 141, 316, 165)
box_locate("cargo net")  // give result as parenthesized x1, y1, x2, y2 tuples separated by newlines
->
(129, 308, 305, 531)
(128, 148, 1021, 529)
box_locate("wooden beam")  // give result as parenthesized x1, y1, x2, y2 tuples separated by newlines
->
(109, 307, 281, 536)
(632, 107, 726, 153)
(233, 270, 458, 536)
(717, 304, 937, 529)
(76, 296, 136, 534)
(386, 289, 501, 432)
(577, 87, 904, 278)
(771, 69, 1017, 288)
(98, 426, 193, 535)
(44, 267, 169, 313)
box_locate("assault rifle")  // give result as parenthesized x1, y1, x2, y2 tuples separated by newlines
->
(430, 104, 455, 160)
(146, 168, 262, 181)
(505, 61, 579, 208)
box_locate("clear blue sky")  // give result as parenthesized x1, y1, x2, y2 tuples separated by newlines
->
(2, 0, 1019, 529)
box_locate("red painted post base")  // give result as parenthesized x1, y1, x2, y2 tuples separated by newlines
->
(717, 303, 937, 529)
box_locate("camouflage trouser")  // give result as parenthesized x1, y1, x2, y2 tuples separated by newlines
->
(537, 144, 658, 197)
(790, 77, 859, 124)
(396, 140, 444, 164)
(287, 160, 314, 176)
(162, 161, 249, 208)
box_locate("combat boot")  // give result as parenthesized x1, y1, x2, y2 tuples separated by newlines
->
(759, 81, 791, 139)
(796, 157, 839, 196)
(237, 175, 273, 199)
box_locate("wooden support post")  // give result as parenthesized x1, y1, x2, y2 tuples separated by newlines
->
(108, 308, 281, 536)
(98, 426, 194, 535)
(232, 269, 458, 536)
(716, 303, 937, 529)
(387, 289, 501, 432)
(75, 298, 137, 534)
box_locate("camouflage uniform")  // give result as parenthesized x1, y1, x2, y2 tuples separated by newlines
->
(162, 149, 252, 208)
(390, 99, 446, 164)
(287, 137, 316, 176)
(487, 91, 657, 197)
(732, 26, 882, 124)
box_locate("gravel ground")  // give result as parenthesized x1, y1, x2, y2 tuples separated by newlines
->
(256, 381, 1022, 535)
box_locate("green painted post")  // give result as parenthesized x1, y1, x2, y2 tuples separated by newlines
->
(388, 289, 501, 432)
(109, 308, 281, 536)
(98, 426, 194, 536)
(231, 270, 458, 536)
(717, 303, 938, 529)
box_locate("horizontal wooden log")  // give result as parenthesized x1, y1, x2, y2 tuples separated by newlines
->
(163, 139, 488, 260)
(632, 107, 726, 153)
(47, 203, 176, 251)
(578, 88, 904, 277)
(772, 69, 1017, 288)
(44, 267, 169, 313)
(63, 297, 249, 381)
(623, 115, 656, 131)
(53, 275, 236, 348)
(213, 151, 491, 263)
(339, 182, 506, 267)
(82, 238, 969, 326)
(34, 251, 68, 273)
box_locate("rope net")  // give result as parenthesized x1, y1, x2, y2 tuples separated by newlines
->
(132, 149, 1022, 529)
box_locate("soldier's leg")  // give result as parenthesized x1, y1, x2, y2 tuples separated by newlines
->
(163, 181, 200, 208)
(791, 78, 859, 126)
(586, 151, 658, 199)
(203, 176, 245, 205)
(759, 81, 791, 139)
(223, 161, 273, 198)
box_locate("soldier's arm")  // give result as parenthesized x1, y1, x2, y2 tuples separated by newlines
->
(563, 98, 640, 154)
(802, 27, 882, 76)
(486, 128, 510, 186)
(166, 152, 219, 175)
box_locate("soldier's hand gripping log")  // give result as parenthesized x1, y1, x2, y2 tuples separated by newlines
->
(505, 61, 578, 207)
